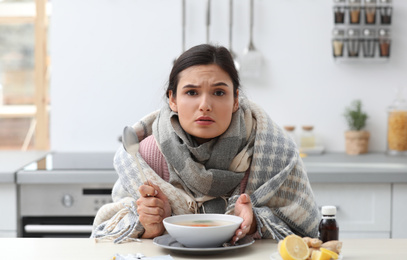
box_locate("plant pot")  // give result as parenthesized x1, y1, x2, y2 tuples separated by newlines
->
(345, 130, 370, 155)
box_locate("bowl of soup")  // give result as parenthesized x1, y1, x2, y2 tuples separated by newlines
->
(163, 214, 243, 248)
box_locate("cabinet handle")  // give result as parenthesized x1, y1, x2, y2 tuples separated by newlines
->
(24, 225, 93, 233)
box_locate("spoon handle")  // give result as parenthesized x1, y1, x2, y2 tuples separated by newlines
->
(134, 155, 150, 186)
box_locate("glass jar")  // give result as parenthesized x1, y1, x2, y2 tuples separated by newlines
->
(349, 0, 361, 24)
(333, 0, 346, 24)
(379, 29, 391, 57)
(300, 126, 316, 149)
(332, 29, 345, 58)
(347, 29, 360, 57)
(362, 29, 376, 58)
(284, 125, 298, 146)
(365, 0, 377, 24)
(387, 89, 407, 155)
(379, 0, 392, 25)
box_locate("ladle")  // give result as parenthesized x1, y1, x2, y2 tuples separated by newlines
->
(240, 0, 262, 79)
(122, 126, 150, 185)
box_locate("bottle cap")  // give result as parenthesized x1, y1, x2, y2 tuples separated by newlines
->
(321, 206, 337, 215)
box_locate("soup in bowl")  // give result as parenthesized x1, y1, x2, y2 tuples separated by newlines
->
(163, 214, 243, 248)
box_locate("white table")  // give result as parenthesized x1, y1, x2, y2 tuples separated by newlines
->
(0, 238, 405, 260)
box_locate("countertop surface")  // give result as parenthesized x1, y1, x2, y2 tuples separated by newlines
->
(0, 151, 49, 183)
(303, 152, 407, 183)
(4, 151, 407, 184)
(0, 238, 405, 260)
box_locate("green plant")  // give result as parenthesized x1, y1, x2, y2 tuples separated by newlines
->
(344, 100, 368, 131)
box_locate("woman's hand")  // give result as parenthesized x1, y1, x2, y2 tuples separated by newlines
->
(136, 183, 171, 238)
(232, 193, 257, 244)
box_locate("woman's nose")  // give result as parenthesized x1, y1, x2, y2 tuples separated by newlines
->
(199, 95, 212, 111)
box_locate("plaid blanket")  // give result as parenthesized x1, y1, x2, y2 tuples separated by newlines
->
(91, 97, 320, 243)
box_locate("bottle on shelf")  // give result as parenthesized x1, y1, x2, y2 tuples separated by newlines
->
(387, 88, 407, 155)
(319, 206, 339, 243)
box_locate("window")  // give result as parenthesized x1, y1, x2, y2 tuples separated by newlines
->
(0, 0, 50, 150)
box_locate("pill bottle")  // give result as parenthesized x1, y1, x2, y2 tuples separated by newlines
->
(319, 206, 339, 243)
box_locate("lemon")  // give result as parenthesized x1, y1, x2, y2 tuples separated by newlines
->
(320, 248, 339, 260)
(278, 235, 310, 260)
(311, 248, 339, 260)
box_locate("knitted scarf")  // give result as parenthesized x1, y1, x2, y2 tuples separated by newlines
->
(91, 97, 320, 243)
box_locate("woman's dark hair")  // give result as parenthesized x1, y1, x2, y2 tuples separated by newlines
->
(166, 44, 240, 98)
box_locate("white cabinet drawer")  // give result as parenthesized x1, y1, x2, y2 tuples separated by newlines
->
(312, 184, 391, 233)
(392, 184, 407, 238)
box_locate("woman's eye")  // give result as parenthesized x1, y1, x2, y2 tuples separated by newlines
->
(214, 90, 225, 96)
(186, 90, 197, 96)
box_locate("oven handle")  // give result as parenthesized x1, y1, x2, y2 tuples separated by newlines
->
(24, 225, 93, 234)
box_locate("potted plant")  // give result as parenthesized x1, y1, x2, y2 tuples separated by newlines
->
(343, 100, 370, 155)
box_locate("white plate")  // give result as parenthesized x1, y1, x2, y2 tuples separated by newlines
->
(153, 234, 255, 255)
(270, 251, 343, 260)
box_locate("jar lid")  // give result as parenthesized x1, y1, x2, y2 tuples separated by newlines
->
(365, 0, 377, 4)
(389, 88, 407, 110)
(302, 125, 314, 131)
(363, 29, 375, 37)
(380, 0, 391, 4)
(349, 0, 361, 4)
(347, 29, 360, 37)
(333, 29, 345, 37)
(284, 126, 295, 132)
(333, 0, 346, 3)
(321, 206, 337, 216)
(379, 29, 390, 37)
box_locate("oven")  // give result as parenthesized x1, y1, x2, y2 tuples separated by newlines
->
(17, 152, 116, 238)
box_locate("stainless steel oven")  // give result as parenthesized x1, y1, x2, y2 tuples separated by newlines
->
(17, 152, 116, 238)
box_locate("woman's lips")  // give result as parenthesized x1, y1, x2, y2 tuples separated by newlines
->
(195, 116, 214, 125)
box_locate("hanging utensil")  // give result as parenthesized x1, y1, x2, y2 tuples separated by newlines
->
(229, 0, 240, 70)
(173, 0, 186, 64)
(206, 0, 211, 44)
(240, 0, 262, 79)
(122, 126, 151, 186)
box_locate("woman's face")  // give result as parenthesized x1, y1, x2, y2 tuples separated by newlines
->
(169, 64, 239, 144)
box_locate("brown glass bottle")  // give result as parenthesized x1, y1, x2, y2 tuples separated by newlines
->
(319, 206, 339, 243)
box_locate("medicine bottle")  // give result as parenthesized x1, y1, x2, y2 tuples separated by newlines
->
(319, 206, 339, 243)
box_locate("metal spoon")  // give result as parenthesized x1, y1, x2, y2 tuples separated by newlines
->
(122, 126, 150, 185)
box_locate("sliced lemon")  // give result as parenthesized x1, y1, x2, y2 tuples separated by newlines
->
(320, 248, 339, 260)
(278, 235, 310, 260)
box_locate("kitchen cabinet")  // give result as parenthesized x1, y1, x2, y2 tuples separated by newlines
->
(0, 184, 17, 237)
(392, 184, 407, 238)
(312, 183, 391, 239)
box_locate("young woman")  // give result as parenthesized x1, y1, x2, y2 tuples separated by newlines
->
(91, 44, 320, 244)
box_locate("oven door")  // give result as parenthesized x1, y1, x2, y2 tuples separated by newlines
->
(21, 216, 94, 238)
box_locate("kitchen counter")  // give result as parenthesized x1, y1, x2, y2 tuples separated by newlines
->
(303, 152, 407, 183)
(0, 238, 405, 260)
(12, 152, 407, 184)
(0, 151, 49, 183)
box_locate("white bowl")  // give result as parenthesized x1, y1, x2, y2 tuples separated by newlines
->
(163, 214, 243, 248)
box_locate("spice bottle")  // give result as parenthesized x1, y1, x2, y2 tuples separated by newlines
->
(387, 88, 407, 155)
(300, 126, 316, 149)
(378, 29, 391, 57)
(379, 0, 392, 25)
(347, 29, 360, 57)
(332, 29, 345, 58)
(365, 0, 377, 24)
(319, 206, 339, 243)
(362, 29, 376, 58)
(333, 0, 346, 24)
(284, 125, 298, 146)
(349, 0, 361, 24)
